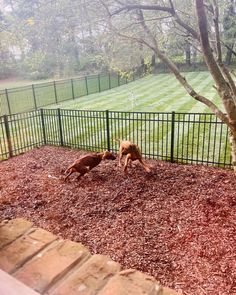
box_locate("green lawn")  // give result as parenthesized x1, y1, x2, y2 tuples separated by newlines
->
(50, 72, 222, 113)
(0, 72, 231, 167)
(0, 72, 222, 116)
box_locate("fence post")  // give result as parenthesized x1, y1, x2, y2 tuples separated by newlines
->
(71, 79, 75, 100)
(118, 73, 120, 86)
(98, 74, 101, 92)
(53, 81, 58, 104)
(57, 108, 64, 146)
(108, 73, 111, 89)
(40, 109, 47, 145)
(106, 110, 110, 151)
(3, 115, 13, 158)
(32, 84, 37, 109)
(85, 76, 89, 95)
(5, 89, 11, 115)
(170, 111, 175, 163)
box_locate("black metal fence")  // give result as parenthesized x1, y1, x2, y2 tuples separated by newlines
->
(0, 108, 231, 168)
(0, 73, 135, 116)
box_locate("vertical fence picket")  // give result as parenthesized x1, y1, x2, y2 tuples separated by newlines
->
(170, 111, 175, 163)
(108, 73, 111, 89)
(71, 79, 75, 100)
(98, 74, 101, 92)
(5, 89, 11, 115)
(85, 76, 89, 95)
(3, 115, 13, 157)
(106, 110, 110, 151)
(53, 81, 58, 104)
(57, 108, 63, 146)
(32, 84, 37, 109)
(40, 109, 47, 145)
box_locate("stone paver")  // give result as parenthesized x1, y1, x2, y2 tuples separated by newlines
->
(0, 228, 57, 273)
(13, 240, 91, 293)
(0, 218, 33, 249)
(49, 254, 121, 295)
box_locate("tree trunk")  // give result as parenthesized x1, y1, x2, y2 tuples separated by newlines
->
(140, 57, 147, 74)
(185, 42, 191, 66)
(225, 44, 234, 65)
(151, 54, 156, 67)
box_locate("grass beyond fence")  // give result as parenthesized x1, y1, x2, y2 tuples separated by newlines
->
(0, 73, 133, 116)
(0, 108, 231, 168)
(47, 72, 222, 113)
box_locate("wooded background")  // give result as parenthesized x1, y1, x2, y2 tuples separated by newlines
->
(0, 0, 235, 80)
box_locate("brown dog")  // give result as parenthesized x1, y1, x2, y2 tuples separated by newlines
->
(64, 151, 116, 181)
(116, 139, 150, 172)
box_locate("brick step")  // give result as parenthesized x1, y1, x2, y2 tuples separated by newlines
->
(0, 218, 179, 295)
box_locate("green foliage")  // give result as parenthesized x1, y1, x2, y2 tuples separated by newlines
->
(1, 0, 236, 78)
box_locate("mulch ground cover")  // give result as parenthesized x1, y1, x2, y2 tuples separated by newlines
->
(0, 146, 236, 295)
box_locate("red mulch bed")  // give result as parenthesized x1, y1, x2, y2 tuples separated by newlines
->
(0, 146, 236, 294)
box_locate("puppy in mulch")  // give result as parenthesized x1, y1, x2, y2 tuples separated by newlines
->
(115, 139, 151, 173)
(64, 150, 116, 181)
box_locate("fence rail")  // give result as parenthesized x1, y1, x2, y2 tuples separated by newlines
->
(0, 109, 231, 168)
(0, 73, 135, 116)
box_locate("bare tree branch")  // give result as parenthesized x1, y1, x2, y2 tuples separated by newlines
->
(196, 0, 236, 127)
(220, 64, 236, 104)
(100, 0, 112, 17)
(111, 2, 200, 40)
(169, 0, 199, 40)
(133, 8, 232, 132)
(212, 0, 222, 63)
(112, 4, 174, 16)
(122, 16, 172, 32)
(221, 41, 236, 57)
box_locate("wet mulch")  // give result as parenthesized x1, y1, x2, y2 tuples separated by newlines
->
(0, 146, 236, 295)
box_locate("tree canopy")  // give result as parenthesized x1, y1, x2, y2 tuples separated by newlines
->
(1, 0, 235, 79)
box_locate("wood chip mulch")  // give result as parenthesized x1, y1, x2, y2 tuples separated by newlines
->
(0, 146, 236, 295)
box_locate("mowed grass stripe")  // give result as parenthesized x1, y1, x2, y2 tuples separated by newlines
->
(54, 75, 183, 113)
(146, 73, 214, 113)
(52, 72, 219, 113)
(164, 74, 215, 112)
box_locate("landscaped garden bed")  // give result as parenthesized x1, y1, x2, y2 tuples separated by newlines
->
(0, 146, 235, 295)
